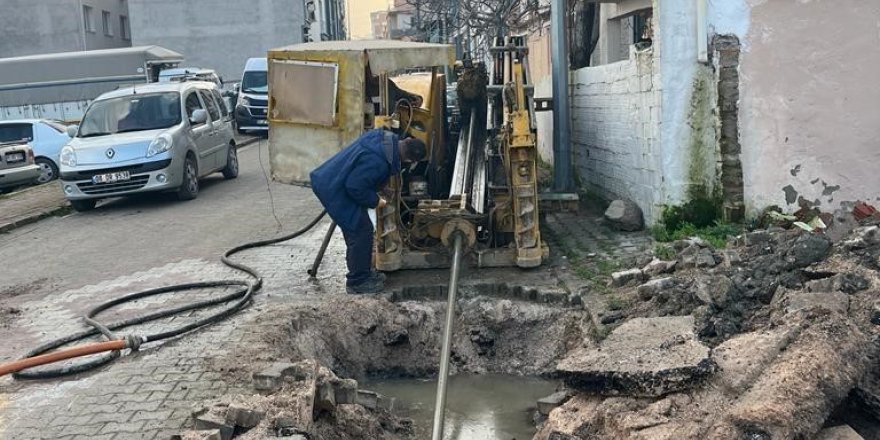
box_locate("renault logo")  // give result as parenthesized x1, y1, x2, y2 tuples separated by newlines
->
(106, 148, 115, 159)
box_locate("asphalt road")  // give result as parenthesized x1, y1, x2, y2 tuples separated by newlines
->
(0, 139, 323, 300)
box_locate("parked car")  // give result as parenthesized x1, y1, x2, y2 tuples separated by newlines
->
(0, 119, 71, 184)
(60, 81, 238, 212)
(233, 57, 268, 135)
(159, 67, 223, 87)
(0, 141, 40, 191)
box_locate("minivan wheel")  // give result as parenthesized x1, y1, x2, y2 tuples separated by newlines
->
(177, 155, 199, 201)
(70, 199, 96, 212)
(35, 158, 59, 184)
(221, 145, 239, 179)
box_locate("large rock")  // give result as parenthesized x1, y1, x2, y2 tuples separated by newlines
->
(556, 316, 714, 396)
(605, 200, 645, 231)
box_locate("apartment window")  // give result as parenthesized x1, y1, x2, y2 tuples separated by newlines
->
(119, 15, 130, 40)
(82, 5, 95, 33)
(102, 10, 113, 36)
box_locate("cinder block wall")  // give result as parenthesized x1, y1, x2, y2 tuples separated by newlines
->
(569, 48, 662, 223)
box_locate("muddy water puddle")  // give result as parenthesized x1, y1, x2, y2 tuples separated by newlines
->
(365, 374, 558, 440)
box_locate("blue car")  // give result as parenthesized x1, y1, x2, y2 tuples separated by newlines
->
(0, 119, 72, 184)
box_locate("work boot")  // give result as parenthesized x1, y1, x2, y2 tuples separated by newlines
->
(369, 271, 387, 283)
(347, 277, 385, 295)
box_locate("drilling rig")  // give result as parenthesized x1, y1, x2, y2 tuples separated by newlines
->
(373, 36, 548, 271)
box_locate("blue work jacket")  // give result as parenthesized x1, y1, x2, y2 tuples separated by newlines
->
(310, 129, 401, 232)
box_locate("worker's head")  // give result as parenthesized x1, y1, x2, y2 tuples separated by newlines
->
(399, 137, 427, 164)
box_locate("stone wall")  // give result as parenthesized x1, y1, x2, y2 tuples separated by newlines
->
(569, 47, 662, 222)
(713, 35, 744, 221)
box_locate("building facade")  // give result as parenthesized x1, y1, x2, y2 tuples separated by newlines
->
(532, 0, 880, 224)
(0, 0, 131, 58)
(127, 0, 313, 82)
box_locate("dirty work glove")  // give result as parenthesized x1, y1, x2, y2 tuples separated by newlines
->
(377, 197, 388, 209)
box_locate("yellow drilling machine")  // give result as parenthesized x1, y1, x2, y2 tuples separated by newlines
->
(266, 38, 547, 271)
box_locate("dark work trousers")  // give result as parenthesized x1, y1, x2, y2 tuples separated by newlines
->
(341, 209, 374, 287)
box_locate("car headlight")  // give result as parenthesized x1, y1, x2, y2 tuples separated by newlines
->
(237, 95, 251, 106)
(146, 134, 173, 158)
(60, 146, 77, 167)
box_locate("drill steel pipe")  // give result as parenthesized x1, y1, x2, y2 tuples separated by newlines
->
(431, 232, 464, 440)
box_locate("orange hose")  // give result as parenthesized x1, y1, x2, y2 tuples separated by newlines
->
(0, 340, 125, 377)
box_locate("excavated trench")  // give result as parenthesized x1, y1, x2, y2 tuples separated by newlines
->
(279, 283, 593, 439)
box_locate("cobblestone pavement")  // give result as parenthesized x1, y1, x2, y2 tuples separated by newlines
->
(0, 140, 653, 439)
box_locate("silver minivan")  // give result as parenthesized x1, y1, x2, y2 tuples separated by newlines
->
(60, 81, 238, 211)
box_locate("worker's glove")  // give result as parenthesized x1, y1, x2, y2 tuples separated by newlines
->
(377, 197, 388, 209)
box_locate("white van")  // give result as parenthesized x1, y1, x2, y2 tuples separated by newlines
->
(233, 58, 268, 134)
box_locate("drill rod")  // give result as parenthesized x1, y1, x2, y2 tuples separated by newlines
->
(431, 232, 464, 440)
(307, 221, 336, 277)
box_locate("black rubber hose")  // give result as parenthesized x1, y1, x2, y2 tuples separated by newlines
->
(12, 210, 327, 380)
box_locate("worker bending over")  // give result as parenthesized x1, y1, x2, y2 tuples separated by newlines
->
(310, 129, 427, 294)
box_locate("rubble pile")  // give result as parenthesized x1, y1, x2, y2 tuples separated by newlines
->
(539, 215, 880, 439)
(177, 359, 412, 440)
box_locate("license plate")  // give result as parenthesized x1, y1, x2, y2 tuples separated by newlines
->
(257, 119, 268, 125)
(92, 171, 131, 184)
(5, 152, 24, 163)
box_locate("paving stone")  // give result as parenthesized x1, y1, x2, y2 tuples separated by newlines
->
(192, 410, 233, 440)
(557, 316, 714, 396)
(224, 405, 265, 428)
(784, 291, 849, 315)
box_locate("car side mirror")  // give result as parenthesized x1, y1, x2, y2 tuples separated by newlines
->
(191, 109, 208, 124)
(233, 83, 241, 93)
(66, 125, 78, 137)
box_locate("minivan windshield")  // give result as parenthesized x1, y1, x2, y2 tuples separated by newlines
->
(78, 92, 181, 138)
(241, 71, 268, 94)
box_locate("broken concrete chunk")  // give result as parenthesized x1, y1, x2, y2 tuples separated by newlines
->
(719, 249, 743, 268)
(315, 381, 337, 413)
(192, 411, 233, 440)
(784, 233, 831, 268)
(537, 391, 571, 415)
(643, 258, 677, 276)
(784, 291, 849, 315)
(637, 277, 674, 301)
(377, 394, 396, 411)
(744, 231, 771, 246)
(611, 269, 647, 287)
(679, 248, 717, 269)
(556, 316, 714, 397)
(172, 429, 223, 440)
(814, 425, 865, 440)
(383, 325, 409, 346)
(334, 378, 358, 404)
(604, 199, 644, 231)
(224, 404, 264, 428)
(356, 390, 379, 409)
(694, 276, 736, 307)
(710, 327, 797, 393)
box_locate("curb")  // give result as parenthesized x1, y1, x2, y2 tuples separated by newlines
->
(0, 203, 71, 234)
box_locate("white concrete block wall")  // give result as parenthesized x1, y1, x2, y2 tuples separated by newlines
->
(570, 48, 661, 222)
